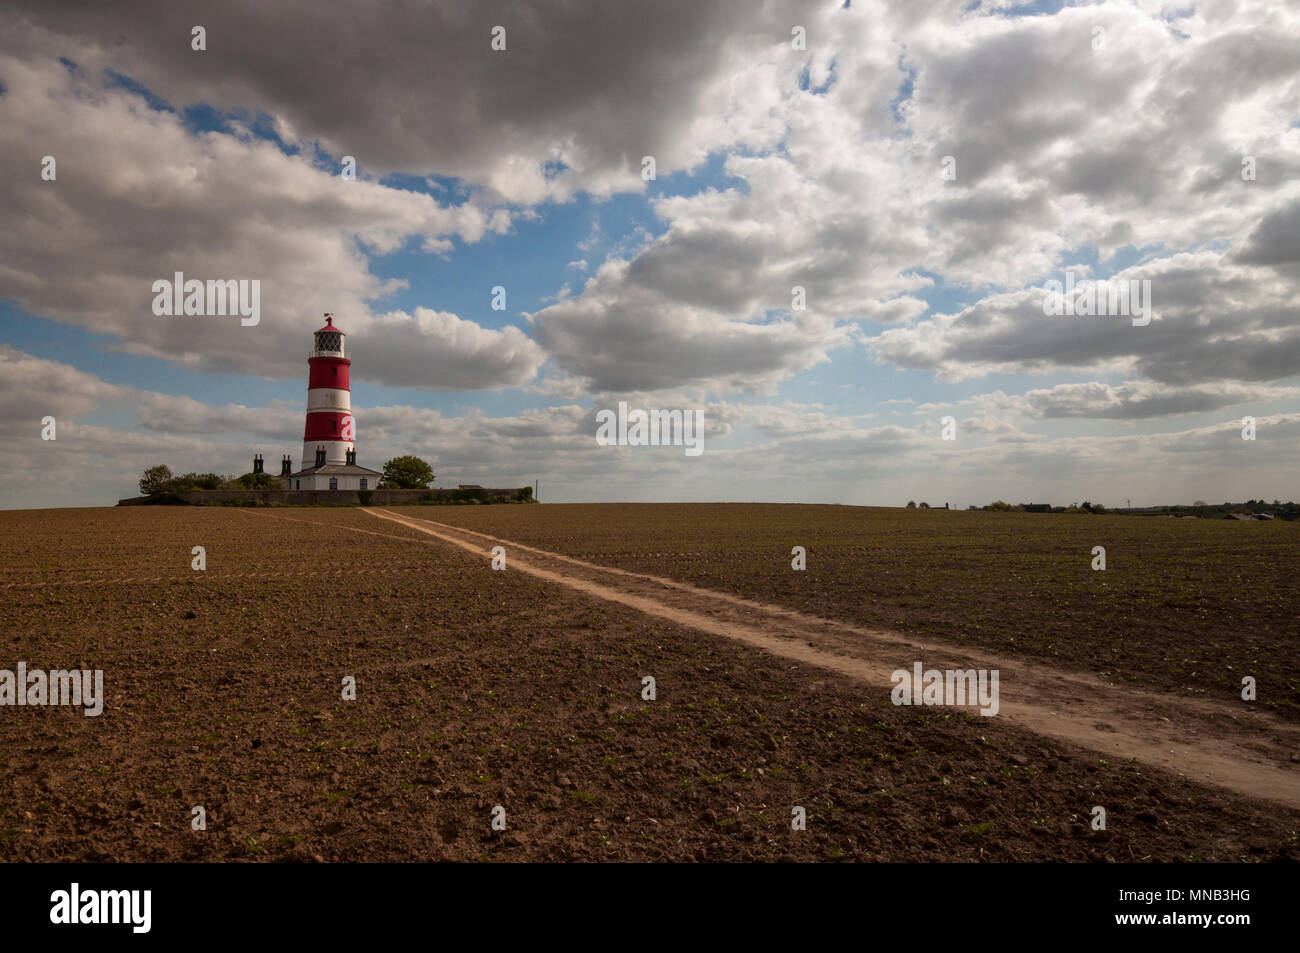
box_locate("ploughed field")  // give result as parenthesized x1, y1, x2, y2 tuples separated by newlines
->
(430, 503, 1300, 723)
(0, 505, 1295, 862)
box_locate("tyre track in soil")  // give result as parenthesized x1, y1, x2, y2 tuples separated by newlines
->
(262, 507, 1300, 810)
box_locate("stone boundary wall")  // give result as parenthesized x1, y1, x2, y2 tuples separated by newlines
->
(117, 487, 533, 506)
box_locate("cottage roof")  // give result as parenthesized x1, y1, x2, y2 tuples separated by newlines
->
(288, 462, 383, 479)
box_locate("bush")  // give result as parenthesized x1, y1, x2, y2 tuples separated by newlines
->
(139, 464, 173, 496)
(227, 471, 277, 490)
(165, 472, 225, 492)
(357, 489, 373, 505)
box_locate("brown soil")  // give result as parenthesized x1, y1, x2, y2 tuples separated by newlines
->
(0, 505, 1294, 862)
(420, 502, 1300, 723)
(367, 508, 1300, 811)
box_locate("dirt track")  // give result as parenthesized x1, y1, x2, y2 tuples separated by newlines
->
(364, 508, 1300, 811)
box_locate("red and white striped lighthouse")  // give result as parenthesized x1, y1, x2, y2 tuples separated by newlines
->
(301, 314, 355, 468)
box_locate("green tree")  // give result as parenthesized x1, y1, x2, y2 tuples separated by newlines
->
(382, 455, 434, 489)
(140, 464, 172, 496)
(228, 471, 277, 490)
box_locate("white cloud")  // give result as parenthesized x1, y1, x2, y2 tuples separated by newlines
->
(0, 38, 535, 391)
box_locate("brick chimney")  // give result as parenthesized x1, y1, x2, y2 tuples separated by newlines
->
(315, 445, 326, 468)
(280, 455, 292, 476)
(253, 453, 263, 474)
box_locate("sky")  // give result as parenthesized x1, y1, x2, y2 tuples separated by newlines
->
(2, 0, 1298, 509)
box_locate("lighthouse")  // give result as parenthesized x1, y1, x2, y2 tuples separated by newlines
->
(302, 313, 353, 468)
(284, 314, 383, 491)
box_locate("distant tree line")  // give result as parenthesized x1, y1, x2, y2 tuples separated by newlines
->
(1161, 500, 1298, 520)
(926, 499, 1300, 520)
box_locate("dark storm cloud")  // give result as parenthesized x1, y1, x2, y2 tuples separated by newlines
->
(2, 0, 819, 200)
